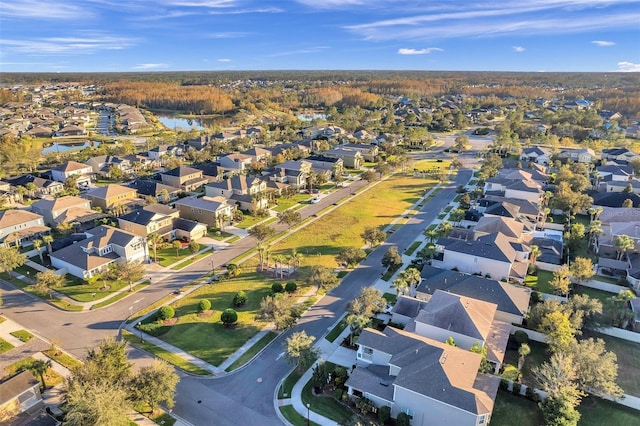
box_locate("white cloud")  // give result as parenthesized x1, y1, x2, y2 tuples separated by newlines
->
(133, 63, 169, 69)
(1, 0, 88, 19)
(592, 40, 616, 46)
(344, 2, 640, 41)
(206, 32, 250, 39)
(512, 46, 526, 52)
(0, 33, 138, 55)
(217, 58, 231, 62)
(617, 61, 640, 72)
(397, 48, 443, 55)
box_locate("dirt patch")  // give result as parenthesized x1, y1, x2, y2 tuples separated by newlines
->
(198, 310, 214, 318)
(162, 318, 178, 326)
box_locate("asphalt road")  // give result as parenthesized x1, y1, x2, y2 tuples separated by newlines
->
(0, 131, 490, 425)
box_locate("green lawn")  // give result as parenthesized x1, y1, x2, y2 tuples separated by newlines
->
(43, 349, 83, 369)
(0, 338, 15, 354)
(279, 369, 303, 399)
(4, 356, 64, 389)
(155, 246, 196, 267)
(10, 330, 34, 342)
(264, 173, 438, 270)
(492, 390, 640, 426)
(573, 285, 615, 304)
(279, 405, 321, 426)
(502, 340, 549, 388)
(524, 270, 555, 294)
(301, 376, 355, 423)
(121, 331, 211, 376)
(490, 390, 544, 426)
(155, 272, 277, 367)
(325, 318, 348, 343)
(382, 292, 397, 304)
(404, 241, 421, 256)
(206, 229, 234, 240)
(55, 275, 146, 303)
(235, 212, 271, 229)
(272, 193, 313, 212)
(90, 282, 150, 310)
(225, 331, 278, 372)
(443, 205, 453, 213)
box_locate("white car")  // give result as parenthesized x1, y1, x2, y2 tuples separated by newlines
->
(311, 197, 320, 204)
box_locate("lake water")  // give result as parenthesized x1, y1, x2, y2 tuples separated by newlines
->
(156, 114, 206, 130)
(42, 141, 101, 155)
(296, 113, 327, 121)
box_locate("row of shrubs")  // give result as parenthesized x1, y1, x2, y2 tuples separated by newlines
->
(271, 281, 297, 294)
(499, 379, 542, 403)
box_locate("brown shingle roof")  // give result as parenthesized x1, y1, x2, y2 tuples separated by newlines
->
(0, 209, 43, 228)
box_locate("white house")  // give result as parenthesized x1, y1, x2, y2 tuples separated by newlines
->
(50, 161, 93, 186)
(520, 146, 551, 164)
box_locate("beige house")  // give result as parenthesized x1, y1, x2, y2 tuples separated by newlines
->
(31, 195, 93, 226)
(0, 210, 49, 247)
(85, 184, 137, 211)
(205, 175, 269, 210)
(50, 161, 93, 186)
(160, 166, 208, 192)
(174, 196, 234, 227)
(118, 204, 180, 240)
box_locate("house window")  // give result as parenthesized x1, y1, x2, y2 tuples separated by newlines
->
(474, 257, 478, 263)
(401, 408, 414, 419)
(478, 414, 486, 424)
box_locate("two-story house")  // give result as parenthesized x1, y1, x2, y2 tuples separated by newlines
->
(322, 147, 363, 169)
(127, 179, 180, 203)
(85, 155, 131, 178)
(50, 161, 93, 186)
(50, 225, 148, 279)
(519, 146, 551, 165)
(205, 175, 268, 210)
(0, 371, 44, 422)
(30, 195, 93, 226)
(85, 184, 138, 212)
(173, 196, 234, 228)
(347, 326, 499, 426)
(218, 153, 254, 174)
(160, 166, 208, 192)
(4, 174, 64, 198)
(117, 204, 180, 240)
(0, 210, 50, 247)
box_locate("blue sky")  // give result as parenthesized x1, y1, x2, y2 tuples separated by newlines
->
(1, 0, 639, 73)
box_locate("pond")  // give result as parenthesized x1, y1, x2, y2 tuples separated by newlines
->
(157, 114, 206, 131)
(42, 140, 101, 155)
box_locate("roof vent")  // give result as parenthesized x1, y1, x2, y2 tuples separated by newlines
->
(379, 380, 390, 387)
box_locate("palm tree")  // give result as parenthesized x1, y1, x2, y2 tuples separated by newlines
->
(613, 234, 635, 261)
(273, 254, 285, 279)
(529, 245, 541, 266)
(291, 250, 303, 272)
(588, 220, 603, 252)
(42, 235, 53, 254)
(257, 243, 266, 271)
(424, 229, 439, 243)
(147, 233, 162, 263)
(436, 221, 453, 238)
(33, 239, 44, 263)
(398, 268, 421, 295)
(28, 359, 52, 390)
(391, 275, 409, 296)
(172, 240, 183, 258)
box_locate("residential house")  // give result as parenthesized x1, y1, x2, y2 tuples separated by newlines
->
(243, 147, 272, 164)
(416, 266, 531, 325)
(185, 135, 210, 150)
(4, 175, 64, 199)
(191, 161, 222, 183)
(557, 147, 597, 164)
(25, 126, 53, 138)
(172, 217, 208, 242)
(218, 153, 254, 174)
(148, 145, 183, 162)
(304, 125, 346, 140)
(605, 179, 640, 195)
(56, 124, 85, 136)
(601, 147, 639, 164)
(483, 175, 543, 204)
(625, 123, 640, 140)
(592, 192, 640, 208)
(50, 161, 93, 186)
(0, 371, 44, 422)
(84, 184, 138, 212)
(322, 147, 363, 169)
(272, 160, 312, 189)
(160, 166, 208, 192)
(127, 179, 180, 203)
(205, 175, 269, 211)
(85, 155, 131, 177)
(519, 146, 551, 164)
(50, 225, 148, 279)
(118, 204, 180, 240)
(0, 210, 49, 247)
(595, 164, 634, 182)
(174, 196, 234, 227)
(305, 155, 344, 180)
(432, 231, 530, 283)
(30, 195, 93, 226)
(347, 326, 498, 426)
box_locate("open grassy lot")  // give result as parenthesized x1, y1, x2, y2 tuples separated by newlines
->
(225, 331, 278, 372)
(4, 356, 64, 388)
(155, 272, 277, 367)
(584, 330, 640, 397)
(265, 173, 438, 270)
(155, 246, 199, 267)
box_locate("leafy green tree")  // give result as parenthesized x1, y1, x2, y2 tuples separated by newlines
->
(540, 311, 575, 353)
(147, 234, 162, 263)
(64, 380, 131, 426)
(188, 240, 200, 254)
(381, 246, 402, 270)
(569, 338, 623, 398)
(361, 170, 377, 182)
(285, 331, 319, 373)
(131, 360, 179, 412)
(116, 260, 145, 292)
(34, 270, 64, 299)
(221, 308, 238, 327)
(549, 265, 572, 296)
(259, 293, 298, 329)
(277, 209, 302, 227)
(569, 257, 594, 283)
(436, 220, 453, 237)
(248, 223, 276, 243)
(613, 234, 634, 261)
(311, 360, 330, 391)
(335, 246, 366, 268)
(517, 343, 531, 377)
(172, 240, 182, 257)
(305, 265, 339, 294)
(198, 299, 211, 312)
(470, 342, 492, 373)
(0, 246, 26, 275)
(33, 238, 44, 263)
(361, 226, 386, 248)
(158, 306, 175, 320)
(233, 291, 247, 306)
(349, 287, 386, 318)
(285, 281, 297, 293)
(345, 314, 369, 346)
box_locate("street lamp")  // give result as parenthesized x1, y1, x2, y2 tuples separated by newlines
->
(137, 322, 143, 343)
(306, 403, 310, 426)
